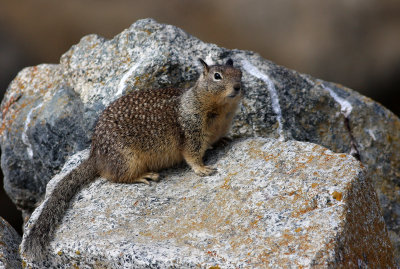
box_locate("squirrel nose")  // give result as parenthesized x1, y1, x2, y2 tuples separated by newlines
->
(233, 84, 241, 92)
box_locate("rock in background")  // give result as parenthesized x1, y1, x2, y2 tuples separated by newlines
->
(1, 19, 399, 259)
(22, 138, 394, 268)
(0, 217, 22, 269)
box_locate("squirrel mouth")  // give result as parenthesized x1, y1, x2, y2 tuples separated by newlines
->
(228, 84, 242, 98)
(228, 89, 242, 98)
(228, 93, 238, 98)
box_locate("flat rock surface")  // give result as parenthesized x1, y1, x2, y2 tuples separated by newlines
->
(1, 18, 399, 258)
(22, 138, 394, 268)
(0, 217, 22, 269)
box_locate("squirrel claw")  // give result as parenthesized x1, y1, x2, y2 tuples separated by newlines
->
(135, 178, 150, 185)
(143, 172, 160, 182)
(135, 172, 160, 184)
(194, 165, 217, 176)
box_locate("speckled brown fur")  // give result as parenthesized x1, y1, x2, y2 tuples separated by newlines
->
(22, 58, 242, 259)
(91, 58, 242, 183)
(91, 87, 185, 183)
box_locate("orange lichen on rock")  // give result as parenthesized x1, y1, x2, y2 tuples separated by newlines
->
(21, 138, 394, 267)
(332, 191, 343, 201)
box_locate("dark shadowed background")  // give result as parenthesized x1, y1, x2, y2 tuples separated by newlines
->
(1, 0, 399, 235)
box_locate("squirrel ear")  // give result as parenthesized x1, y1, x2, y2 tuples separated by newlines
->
(198, 58, 209, 74)
(226, 58, 233, 66)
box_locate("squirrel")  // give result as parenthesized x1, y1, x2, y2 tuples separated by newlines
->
(21, 58, 243, 260)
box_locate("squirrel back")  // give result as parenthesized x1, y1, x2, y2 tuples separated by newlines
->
(21, 58, 243, 261)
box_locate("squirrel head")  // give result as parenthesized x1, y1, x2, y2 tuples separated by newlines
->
(196, 58, 243, 104)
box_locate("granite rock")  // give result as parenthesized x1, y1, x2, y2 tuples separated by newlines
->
(21, 138, 394, 268)
(1, 18, 399, 256)
(0, 217, 22, 269)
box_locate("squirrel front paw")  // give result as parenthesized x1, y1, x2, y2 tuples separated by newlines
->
(194, 165, 217, 176)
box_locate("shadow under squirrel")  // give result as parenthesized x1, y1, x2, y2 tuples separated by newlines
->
(21, 58, 243, 260)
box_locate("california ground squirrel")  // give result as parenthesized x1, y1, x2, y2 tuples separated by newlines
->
(21, 58, 243, 260)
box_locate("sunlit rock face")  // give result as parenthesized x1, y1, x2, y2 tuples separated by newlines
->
(22, 138, 394, 267)
(1, 18, 399, 263)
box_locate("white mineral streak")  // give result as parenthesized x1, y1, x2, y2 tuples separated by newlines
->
(22, 89, 54, 158)
(241, 60, 285, 141)
(367, 129, 377, 141)
(116, 47, 155, 97)
(322, 83, 353, 118)
(117, 61, 142, 97)
(22, 103, 43, 158)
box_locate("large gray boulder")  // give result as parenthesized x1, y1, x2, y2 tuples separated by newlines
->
(0, 217, 22, 269)
(21, 138, 394, 268)
(1, 18, 399, 257)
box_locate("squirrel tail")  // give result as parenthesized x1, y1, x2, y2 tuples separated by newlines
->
(21, 157, 98, 261)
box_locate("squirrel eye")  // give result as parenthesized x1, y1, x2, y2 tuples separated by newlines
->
(214, 72, 222, 80)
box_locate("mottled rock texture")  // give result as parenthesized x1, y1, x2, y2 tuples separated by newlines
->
(21, 138, 394, 268)
(1, 18, 399, 259)
(0, 217, 22, 269)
